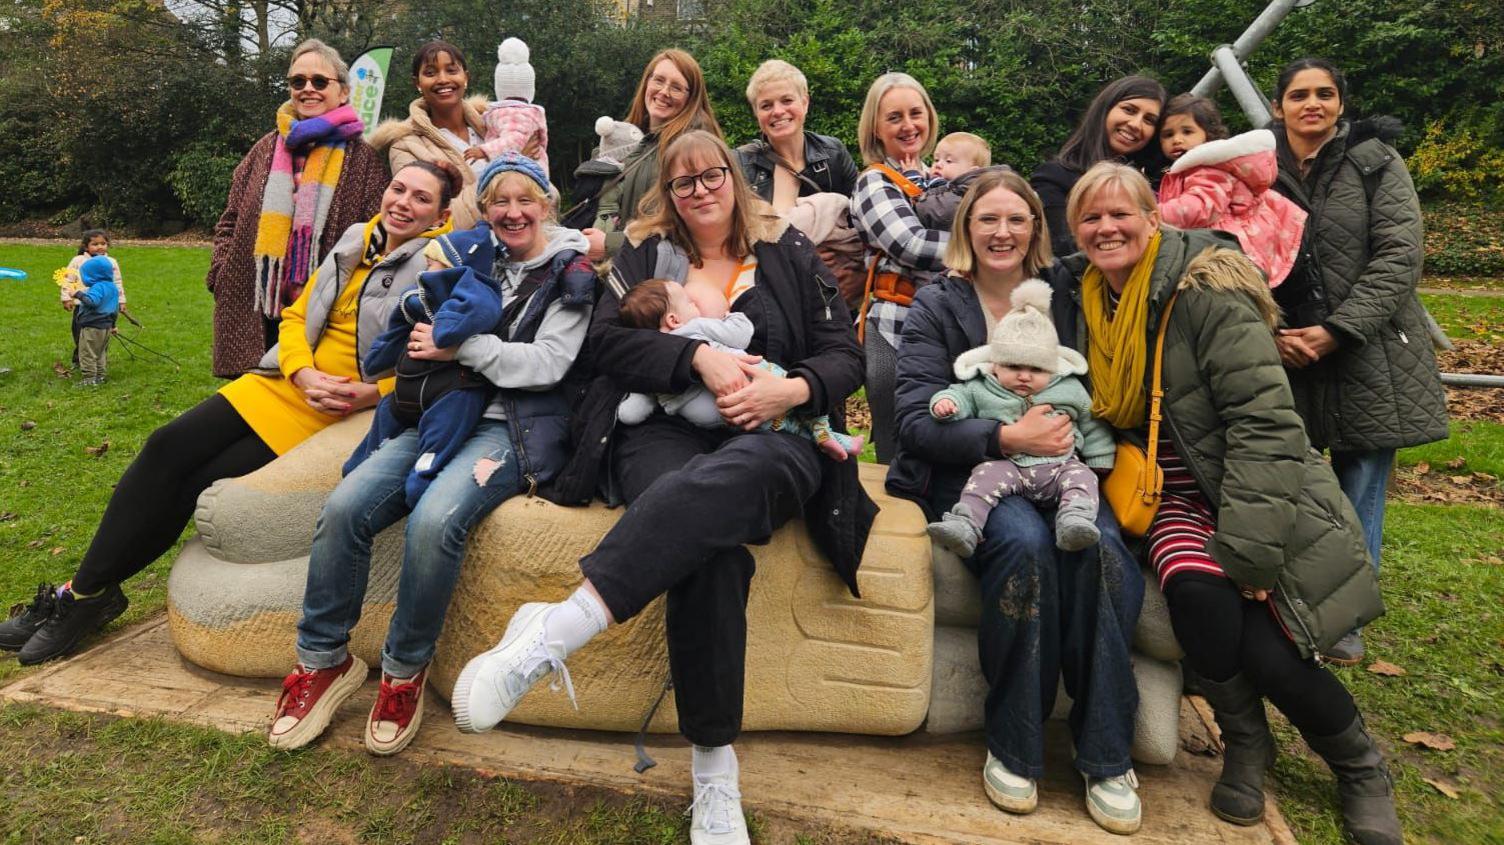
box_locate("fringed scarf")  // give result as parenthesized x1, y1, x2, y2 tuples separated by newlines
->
(253, 102, 364, 318)
(1080, 230, 1163, 429)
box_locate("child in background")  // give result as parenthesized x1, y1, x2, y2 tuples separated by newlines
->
(464, 38, 550, 180)
(1157, 94, 1307, 287)
(615, 279, 865, 461)
(70, 256, 120, 386)
(926, 280, 1115, 557)
(60, 230, 126, 368)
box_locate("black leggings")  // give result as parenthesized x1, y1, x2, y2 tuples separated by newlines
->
(70, 394, 276, 594)
(1164, 573, 1357, 737)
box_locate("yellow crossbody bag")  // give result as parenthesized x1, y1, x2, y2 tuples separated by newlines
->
(1102, 292, 1179, 537)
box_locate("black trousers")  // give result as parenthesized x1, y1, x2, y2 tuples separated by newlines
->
(71, 394, 276, 594)
(1164, 572, 1357, 737)
(580, 415, 823, 746)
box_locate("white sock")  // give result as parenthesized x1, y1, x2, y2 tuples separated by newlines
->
(692, 744, 738, 783)
(542, 587, 609, 657)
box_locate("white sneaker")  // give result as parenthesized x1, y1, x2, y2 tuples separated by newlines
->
(1084, 769, 1142, 835)
(688, 772, 750, 845)
(982, 751, 1038, 813)
(451, 602, 576, 733)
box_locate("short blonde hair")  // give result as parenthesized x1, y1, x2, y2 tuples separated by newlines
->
(944, 169, 1053, 277)
(936, 132, 992, 168)
(857, 72, 939, 165)
(745, 59, 809, 106)
(1065, 162, 1158, 239)
(478, 170, 555, 220)
(289, 38, 350, 87)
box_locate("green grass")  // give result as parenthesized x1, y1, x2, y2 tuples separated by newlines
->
(1421, 291, 1504, 343)
(1397, 420, 1504, 479)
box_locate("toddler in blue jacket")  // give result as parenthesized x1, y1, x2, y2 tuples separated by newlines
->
(71, 255, 120, 386)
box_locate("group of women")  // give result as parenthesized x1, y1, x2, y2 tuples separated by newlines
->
(0, 34, 1441, 845)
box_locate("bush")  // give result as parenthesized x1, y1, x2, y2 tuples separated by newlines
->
(168, 144, 243, 227)
(1409, 118, 1504, 202)
(1424, 202, 1504, 277)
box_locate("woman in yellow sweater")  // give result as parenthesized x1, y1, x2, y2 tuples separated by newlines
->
(0, 161, 460, 666)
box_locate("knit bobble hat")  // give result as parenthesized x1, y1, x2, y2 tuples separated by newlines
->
(594, 115, 644, 162)
(988, 279, 1060, 372)
(79, 255, 114, 287)
(493, 38, 535, 103)
(477, 152, 550, 197)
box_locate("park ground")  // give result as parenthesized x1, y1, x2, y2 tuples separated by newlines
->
(0, 240, 1501, 843)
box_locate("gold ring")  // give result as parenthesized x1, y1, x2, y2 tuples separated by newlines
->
(1240, 590, 1256, 600)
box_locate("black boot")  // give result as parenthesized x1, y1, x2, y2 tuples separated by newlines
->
(1302, 715, 1404, 845)
(1199, 673, 1276, 825)
(0, 583, 59, 651)
(17, 583, 128, 665)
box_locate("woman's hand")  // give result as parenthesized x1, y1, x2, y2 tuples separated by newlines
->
(1279, 326, 1338, 365)
(582, 228, 607, 261)
(1275, 334, 1315, 368)
(407, 322, 458, 361)
(998, 404, 1073, 456)
(692, 345, 757, 397)
(292, 367, 377, 416)
(717, 361, 810, 430)
(1238, 585, 1270, 602)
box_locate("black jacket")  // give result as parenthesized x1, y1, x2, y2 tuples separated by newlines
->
(884, 264, 1080, 518)
(737, 131, 859, 202)
(551, 221, 876, 594)
(1029, 160, 1082, 260)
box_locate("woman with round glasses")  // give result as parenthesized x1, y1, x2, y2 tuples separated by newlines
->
(206, 38, 389, 378)
(887, 168, 1144, 834)
(452, 130, 871, 845)
(582, 48, 723, 261)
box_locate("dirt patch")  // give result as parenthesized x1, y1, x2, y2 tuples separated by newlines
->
(1391, 459, 1503, 507)
(1437, 340, 1504, 423)
(845, 393, 872, 432)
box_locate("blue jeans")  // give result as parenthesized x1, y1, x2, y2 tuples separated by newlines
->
(966, 496, 1143, 779)
(1331, 448, 1395, 572)
(296, 420, 524, 678)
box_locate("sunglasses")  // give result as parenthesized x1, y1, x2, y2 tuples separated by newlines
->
(668, 166, 731, 199)
(287, 74, 335, 92)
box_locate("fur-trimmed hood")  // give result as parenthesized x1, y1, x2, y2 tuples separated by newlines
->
(368, 95, 489, 154)
(1169, 128, 1275, 174)
(1178, 244, 1280, 330)
(951, 344, 1087, 382)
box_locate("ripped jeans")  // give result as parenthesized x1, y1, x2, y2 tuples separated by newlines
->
(296, 420, 523, 678)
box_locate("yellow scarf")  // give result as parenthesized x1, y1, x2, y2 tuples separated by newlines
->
(1081, 230, 1162, 429)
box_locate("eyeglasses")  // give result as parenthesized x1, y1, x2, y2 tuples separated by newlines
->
(287, 74, 335, 92)
(668, 166, 731, 198)
(971, 213, 1034, 235)
(647, 74, 688, 98)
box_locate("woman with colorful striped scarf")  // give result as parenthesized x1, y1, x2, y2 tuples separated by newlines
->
(206, 39, 390, 378)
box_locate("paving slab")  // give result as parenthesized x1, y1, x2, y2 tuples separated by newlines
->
(2, 619, 1285, 844)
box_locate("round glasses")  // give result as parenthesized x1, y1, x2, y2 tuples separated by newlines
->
(287, 74, 335, 92)
(668, 166, 731, 198)
(971, 213, 1034, 236)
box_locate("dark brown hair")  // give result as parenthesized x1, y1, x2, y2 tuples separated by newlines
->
(1273, 57, 1347, 105)
(77, 228, 109, 255)
(618, 279, 676, 329)
(396, 160, 462, 209)
(1056, 75, 1167, 173)
(411, 40, 467, 78)
(1163, 94, 1229, 141)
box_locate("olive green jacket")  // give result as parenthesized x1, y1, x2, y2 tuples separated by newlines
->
(1275, 119, 1447, 451)
(594, 133, 661, 258)
(1062, 228, 1384, 660)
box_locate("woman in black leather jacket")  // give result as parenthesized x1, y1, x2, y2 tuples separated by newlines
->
(735, 59, 859, 212)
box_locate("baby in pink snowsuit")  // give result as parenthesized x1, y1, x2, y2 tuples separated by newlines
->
(463, 37, 550, 179)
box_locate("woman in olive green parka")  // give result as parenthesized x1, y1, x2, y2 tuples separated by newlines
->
(1059, 163, 1401, 845)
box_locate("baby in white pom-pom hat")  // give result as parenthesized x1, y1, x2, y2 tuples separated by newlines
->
(464, 37, 550, 179)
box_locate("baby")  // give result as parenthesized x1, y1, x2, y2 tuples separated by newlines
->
(616, 279, 864, 461)
(927, 280, 1115, 556)
(464, 38, 550, 179)
(914, 132, 997, 232)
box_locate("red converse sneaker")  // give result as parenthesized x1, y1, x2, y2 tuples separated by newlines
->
(365, 666, 427, 756)
(267, 656, 368, 750)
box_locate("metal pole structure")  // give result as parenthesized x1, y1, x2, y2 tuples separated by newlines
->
(1212, 45, 1274, 126)
(1192, 0, 1320, 105)
(1441, 373, 1504, 389)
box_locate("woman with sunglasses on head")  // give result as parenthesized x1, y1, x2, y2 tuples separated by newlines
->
(452, 130, 871, 845)
(206, 39, 390, 378)
(581, 48, 724, 261)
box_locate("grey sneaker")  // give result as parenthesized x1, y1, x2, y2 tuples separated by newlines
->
(1325, 631, 1365, 667)
(1084, 769, 1142, 835)
(982, 751, 1037, 814)
(927, 505, 982, 558)
(1055, 508, 1101, 552)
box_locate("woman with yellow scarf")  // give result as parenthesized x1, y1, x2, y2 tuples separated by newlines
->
(1063, 162, 1400, 845)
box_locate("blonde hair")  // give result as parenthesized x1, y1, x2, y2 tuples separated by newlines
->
(1064, 162, 1158, 239)
(478, 170, 555, 221)
(745, 59, 809, 106)
(857, 72, 939, 165)
(936, 132, 992, 168)
(289, 38, 350, 88)
(944, 169, 1053, 277)
(627, 130, 781, 266)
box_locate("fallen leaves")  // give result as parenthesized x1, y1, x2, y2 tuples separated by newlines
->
(52, 361, 72, 379)
(84, 440, 109, 457)
(1438, 341, 1504, 423)
(1403, 731, 1457, 751)
(49, 546, 64, 556)
(1392, 462, 1503, 507)
(1423, 777, 1461, 799)
(19, 420, 36, 431)
(1367, 660, 1408, 677)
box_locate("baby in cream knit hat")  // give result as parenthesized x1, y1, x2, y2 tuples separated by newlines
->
(927, 279, 1115, 557)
